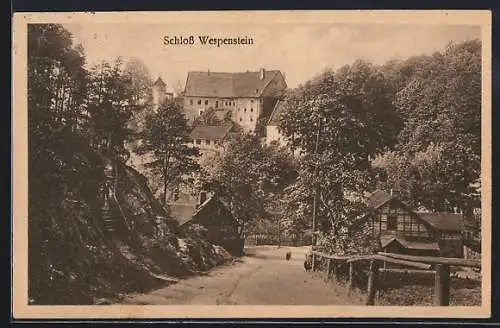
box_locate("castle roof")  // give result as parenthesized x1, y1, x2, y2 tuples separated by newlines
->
(267, 100, 287, 126)
(184, 69, 283, 98)
(153, 77, 166, 88)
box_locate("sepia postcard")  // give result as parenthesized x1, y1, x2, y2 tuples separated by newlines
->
(12, 10, 492, 319)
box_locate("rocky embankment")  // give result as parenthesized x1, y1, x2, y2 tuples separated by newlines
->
(28, 131, 232, 305)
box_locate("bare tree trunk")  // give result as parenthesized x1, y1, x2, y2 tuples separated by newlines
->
(162, 147, 171, 206)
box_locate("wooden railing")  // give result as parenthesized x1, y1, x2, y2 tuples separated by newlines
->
(310, 250, 481, 306)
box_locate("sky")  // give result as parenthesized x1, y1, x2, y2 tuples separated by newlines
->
(63, 22, 480, 91)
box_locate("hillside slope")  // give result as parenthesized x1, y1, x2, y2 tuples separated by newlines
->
(28, 129, 230, 305)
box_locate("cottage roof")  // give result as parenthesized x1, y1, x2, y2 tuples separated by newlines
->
(190, 124, 232, 140)
(366, 189, 395, 210)
(267, 100, 287, 126)
(153, 77, 166, 88)
(381, 235, 440, 251)
(168, 203, 198, 226)
(184, 70, 282, 98)
(417, 212, 464, 232)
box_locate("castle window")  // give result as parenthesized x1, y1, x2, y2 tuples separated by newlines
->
(198, 100, 201, 105)
(250, 108, 253, 112)
(215, 101, 219, 108)
(205, 100, 209, 105)
(251, 100, 254, 103)
(250, 117, 253, 122)
(244, 108, 247, 112)
(206, 139, 211, 145)
(239, 117, 242, 122)
(199, 110, 204, 115)
(190, 99, 193, 105)
(195, 139, 201, 145)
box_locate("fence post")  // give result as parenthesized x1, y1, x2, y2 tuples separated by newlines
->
(326, 258, 332, 281)
(366, 259, 379, 306)
(435, 264, 450, 306)
(333, 262, 342, 281)
(349, 262, 355, 290)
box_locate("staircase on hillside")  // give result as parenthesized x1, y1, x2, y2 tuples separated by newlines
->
(102, 208, 117, 233)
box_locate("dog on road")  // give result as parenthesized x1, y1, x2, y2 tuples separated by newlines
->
(304, 253, 312, 272)
(285, 251, 291, 261)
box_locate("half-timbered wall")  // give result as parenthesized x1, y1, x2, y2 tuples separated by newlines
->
(366, 200, 432, 239)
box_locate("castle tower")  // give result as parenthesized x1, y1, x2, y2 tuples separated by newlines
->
(152, 77, 167, 111)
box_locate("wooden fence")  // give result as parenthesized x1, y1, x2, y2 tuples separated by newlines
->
(245, 233, 309, 246)
(310, 250, 481, 306)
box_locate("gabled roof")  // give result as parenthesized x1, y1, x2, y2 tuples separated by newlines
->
(417, 212, 464, 232)
(178, 193, 236, 228)
(169, 203, 198, 226)
(381, 234, 440, 251)
(366, 189, 395, 210)
(184, 70, 282, 98)
(190, 124, 232, 140)
(267, 100, 287, 126)
(153, 77, 166, 88)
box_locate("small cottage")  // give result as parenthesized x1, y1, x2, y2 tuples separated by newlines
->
(169, 191, 243, 256)
(360, 190, 466, 258)
(187, 124, 233, 156)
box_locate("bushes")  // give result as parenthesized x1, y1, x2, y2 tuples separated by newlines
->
(316, 229, 381, 257)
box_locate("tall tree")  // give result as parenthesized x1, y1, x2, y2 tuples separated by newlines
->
(136, 100, 200, 205)
(28, 24, 89, 208)
(124, 57, 153, 106)
(192, 107, 223, 126)
(86, 58, 139, 155)
(376, 39, 481, 214)
(28, 24, 88, 133)
(279, 60, 401, 249)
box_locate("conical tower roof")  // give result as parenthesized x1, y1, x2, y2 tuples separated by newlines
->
(153, 77, 166, 88)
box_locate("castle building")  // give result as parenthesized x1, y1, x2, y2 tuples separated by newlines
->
(266, 100, 287, 146)
(152, 77, 174, 110)
(182, 68, 287, 133)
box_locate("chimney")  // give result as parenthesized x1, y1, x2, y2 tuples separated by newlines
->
(207, 69, 210, 76)
(259, 68, 265, 79)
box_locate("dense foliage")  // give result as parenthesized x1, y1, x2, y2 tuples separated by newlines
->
(375, 40, 481, 214)
(27, 24, 226, 304)
(195, 134, 296, 238)
(277, 39, 481, 254)
(135, 100, 200, 205)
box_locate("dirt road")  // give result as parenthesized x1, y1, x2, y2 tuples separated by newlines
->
(121, 246, 365, 305)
